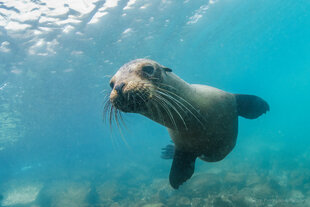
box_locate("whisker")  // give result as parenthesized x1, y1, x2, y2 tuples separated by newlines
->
(135, 80, 193, 130)
(117, 110, 127, 130)
(101, 89, 110, 95)
(103, 101, 111, 123)
(114, 107, 120, 131)
(103, 91, 110, 102)
(147, 78, 178, 91)
(156, 82, 178, 91)
(154, 94, 178, 130)
(114, 108, 130, 148)
(155, 90, 187, 115)
(132, 93, 137, 112)
(104, 75, 113, 78)
(156, 87, 205, 128)
(155, 93, 188, 130)
(152, 99, 166, 126)
(109, 105, 114, 131)
(135, 92, 145, 103)
(157, 87, 197, 112)
(102, 96, 118, 149)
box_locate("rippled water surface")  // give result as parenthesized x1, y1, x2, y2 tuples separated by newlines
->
(1, 0, 310, 206)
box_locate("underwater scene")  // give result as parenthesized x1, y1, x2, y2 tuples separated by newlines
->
(1, 0, 310, 206)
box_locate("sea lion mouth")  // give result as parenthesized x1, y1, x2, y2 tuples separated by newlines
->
(111, 90, 150, 113)
(103, 86, 152, 130)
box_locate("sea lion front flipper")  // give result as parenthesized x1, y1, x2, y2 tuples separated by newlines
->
(161, 144, 175, 159)
(169, 149, 197, 189)
(235, 94, 270, 119)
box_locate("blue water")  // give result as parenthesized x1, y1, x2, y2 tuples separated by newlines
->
(1, 0, 310, 206)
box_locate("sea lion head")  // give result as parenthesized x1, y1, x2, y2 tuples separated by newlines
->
(108, 59, 172, 113)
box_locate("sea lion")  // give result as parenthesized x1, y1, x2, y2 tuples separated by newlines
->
(104, 59, 269, 189)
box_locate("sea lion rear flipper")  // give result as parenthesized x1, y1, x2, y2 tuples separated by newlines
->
(235, 94, 270, 119)
(169, 149, 197, 189)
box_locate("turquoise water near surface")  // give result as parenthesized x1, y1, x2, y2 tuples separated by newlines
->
(1, 0, 310, 206)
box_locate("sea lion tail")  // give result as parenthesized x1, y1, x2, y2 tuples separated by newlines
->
(235, 94, 270, 119)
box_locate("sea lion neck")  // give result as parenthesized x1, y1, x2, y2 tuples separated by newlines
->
(139, 72, 194, 129)
(163, 72, 192, 94)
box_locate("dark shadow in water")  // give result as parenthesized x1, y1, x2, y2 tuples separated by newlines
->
(36, 187, 52, 207)
(85, 182, 100, 206)
(0, 194, 3, 207)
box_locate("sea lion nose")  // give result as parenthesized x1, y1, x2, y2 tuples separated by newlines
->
(115, 82, 126, 94)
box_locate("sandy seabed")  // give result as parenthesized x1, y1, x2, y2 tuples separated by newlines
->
(1, 153, 310, 207)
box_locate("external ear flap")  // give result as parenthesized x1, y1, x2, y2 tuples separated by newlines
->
(163, 67, 172, 72)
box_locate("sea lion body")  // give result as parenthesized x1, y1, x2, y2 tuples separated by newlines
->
(167, 83, 238, 162)
(106, 59, 269, 189)
(150, 71, 238, 161)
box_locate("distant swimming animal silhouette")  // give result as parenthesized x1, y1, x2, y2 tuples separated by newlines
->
(104, 59, 269, 189)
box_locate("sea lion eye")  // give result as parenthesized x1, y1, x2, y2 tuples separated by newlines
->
(142, 65, 154, 75)
(110, 81, 114, 89)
